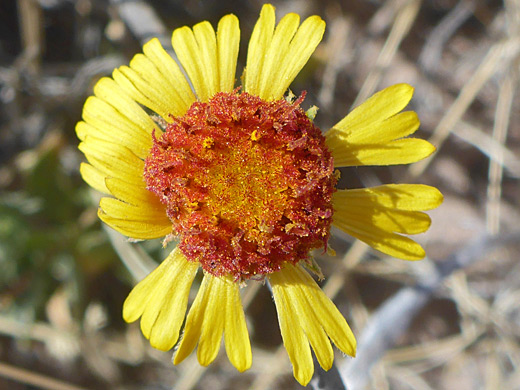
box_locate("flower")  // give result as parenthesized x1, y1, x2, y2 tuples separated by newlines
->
(76, 4, 443, 386)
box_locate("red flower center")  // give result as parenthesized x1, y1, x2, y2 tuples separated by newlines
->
(144, 92, 335, 280)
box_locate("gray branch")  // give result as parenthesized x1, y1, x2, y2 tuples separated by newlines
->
(111, 0, 169, 46)
(418, 0, 476, 74)
(307, 233, 520, 390)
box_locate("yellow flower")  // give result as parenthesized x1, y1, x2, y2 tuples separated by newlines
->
(76, 4, 443, 386)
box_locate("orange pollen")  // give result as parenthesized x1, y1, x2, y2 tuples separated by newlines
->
(144, 91, 336, 280)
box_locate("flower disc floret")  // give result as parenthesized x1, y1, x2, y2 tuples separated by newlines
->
(144, 92, 336, 279)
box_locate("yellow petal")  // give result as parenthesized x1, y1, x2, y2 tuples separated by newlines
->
(335, 184, 444, 211)
(326, 84, 435, 167)
(335, 208, 431, 235)
(333, 185, 442, 260)
(269, 264, 356, 385)
(79, 162, 109, 194)
(98, 197, 171, 240)
(112, 67, 164, 118)
(332, 84, 414, 132)
(224, 277, 252, 372)
(272, 15, 325, 99)
(172, 19, 223, 102)
(216, 14, 240, 92)
(113, 65, 173, 120)
(289, 265, 356, 357)
(331, 138, 436, 167)
(193, 21, 219, 95)
(148, 257, 198, 350)
(103, 176, 171, 234)
(105, 176, 162, 209)
(244, 4, 325, 100)
(269, 270, 313, 386)
(293, 291, 334, 371)
(334, 189, 433, 235)
(274, 267, 334, 371)
(255, 12, 300, 99)
(244, 4, 275, 98)
(98, 195, 163, 219)
(330, 111, 419, 145)
(78, 136, 144, 187)
(142, 38, 196, 111)
(197, 276, 226, 366)
(98, 212, 171, 239)
(93, 77, 155, 129)
(130, 53, 190, 117)
(333, 218, 426, 260)
(174, 274, 223, 365)
(122, 248, 199, 351)
(174, 274, 251, 371)
(123, 261, 166, 323)
(79, 96, 152, 159)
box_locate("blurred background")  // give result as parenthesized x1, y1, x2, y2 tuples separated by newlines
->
(1, 0, 519, 389)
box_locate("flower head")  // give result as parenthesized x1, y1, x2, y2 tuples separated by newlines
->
(77, 4, 443, 385)
(144, 91, 335, 279)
